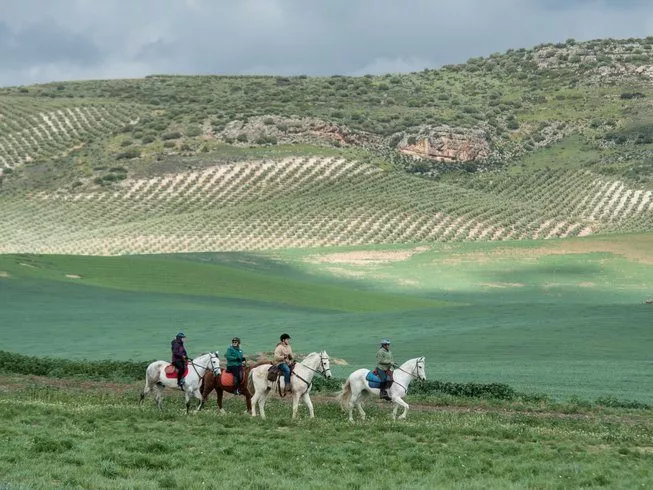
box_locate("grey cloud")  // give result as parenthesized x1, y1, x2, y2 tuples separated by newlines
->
(0, 19, 106, 71)
(0, 0, 652, 87)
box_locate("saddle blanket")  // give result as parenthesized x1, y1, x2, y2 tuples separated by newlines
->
(164, 363, 189, 379)
(365, 370, 381, 389)
(220, 371, 235, 387)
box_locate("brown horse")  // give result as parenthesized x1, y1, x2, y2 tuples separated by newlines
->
(200, 366, 252, 414)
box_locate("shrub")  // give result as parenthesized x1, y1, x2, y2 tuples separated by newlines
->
(116, 149, 140, 160)
(185, 124, 202, 137)
(161, 131, 182, 140)
(236, 134, 248, 142)
(255, 135, 277, 145)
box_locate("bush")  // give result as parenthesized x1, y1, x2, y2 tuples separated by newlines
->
(255, 135, 277, 145)
(0, 350, 147, 380)
(161, 131, 182, 140)
(185, 124, 202, 137)
(116, 149, 140, 160)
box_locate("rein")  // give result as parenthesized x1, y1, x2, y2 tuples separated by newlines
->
(284, 355, 330, 397)
(390, 359, 423, 394)
(188, 353, 219, 378)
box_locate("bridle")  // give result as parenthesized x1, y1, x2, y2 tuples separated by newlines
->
(188, 352, 221, 378)
(290, 353, 331, 396)
(391, 357, 424, 393)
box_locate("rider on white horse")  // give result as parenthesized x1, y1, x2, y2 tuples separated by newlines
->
(274, 333, 293, 392)
(376, 339, 395, 400)
(171, 332, 189, 389)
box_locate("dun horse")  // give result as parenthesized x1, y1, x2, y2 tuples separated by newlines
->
(200, 365, 252, 414)
(339, 357, 426, 421)
(139, 351, 221, 413)
(247, 351, 332, 419)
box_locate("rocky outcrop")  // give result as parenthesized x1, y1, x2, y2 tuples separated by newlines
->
(396, 126, 491, 162)
(215, 116, 378, 147)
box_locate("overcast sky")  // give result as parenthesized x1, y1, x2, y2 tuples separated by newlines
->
(0, 0, 652, 87)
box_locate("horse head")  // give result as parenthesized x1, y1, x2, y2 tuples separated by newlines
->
(209, 351, 221, 376)
(415, 356, 426, 381)
(320, 351, 332, 379)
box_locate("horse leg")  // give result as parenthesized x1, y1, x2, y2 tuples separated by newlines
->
(301, 393, 315, 418)
(193, 388, 203, 413)
(250, 389, 260, 417)
(393, 397, 409, 420)
(244, 393, 252, 415)
(139, 382, 151, 405)
(259, 389, 270, 420)
(353, 392, 366, 421)
(217, 388, 226, 414)
(185, 392, 191, 414)
(291, 392, 301, 419)
(154, 384, 164, 410)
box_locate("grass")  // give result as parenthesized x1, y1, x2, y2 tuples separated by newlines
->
(0, 374, 651, 489)
(1, 234, 652, 403)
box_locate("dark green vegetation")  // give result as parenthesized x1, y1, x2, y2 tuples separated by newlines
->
(0, 374, 651, 489)
(1, 233, 652, 403)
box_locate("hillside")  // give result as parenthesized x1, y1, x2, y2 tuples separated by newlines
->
(1, 37, 652, 254)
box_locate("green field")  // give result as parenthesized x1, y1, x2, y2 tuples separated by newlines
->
(0, 374, 651, 489)
(2, 233, 652, 403)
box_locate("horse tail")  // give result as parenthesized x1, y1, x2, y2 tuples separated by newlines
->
(247, 368, 255, 395)
(338, 377, 352, 410)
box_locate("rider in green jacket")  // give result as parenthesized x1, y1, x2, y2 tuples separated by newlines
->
(226, 337, 246, 395)
(376, 339, 395, 400)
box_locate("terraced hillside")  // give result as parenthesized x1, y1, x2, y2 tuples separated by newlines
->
(1, 37, 652, 254)
(2, 156, 652, 254)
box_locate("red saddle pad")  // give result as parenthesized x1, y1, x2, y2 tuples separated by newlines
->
(220, 371, 235, 387)
(164, 363, 188, 379)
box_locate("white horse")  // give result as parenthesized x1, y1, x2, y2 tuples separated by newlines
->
(339, 357, 426, 422)
(139, 351, 221, 413)
(247, 351, 332, 419)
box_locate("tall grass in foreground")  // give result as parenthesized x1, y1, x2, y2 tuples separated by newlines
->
(0, 374, 651, 489)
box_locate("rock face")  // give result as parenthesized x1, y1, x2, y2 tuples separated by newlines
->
(397, 127, 491, 162)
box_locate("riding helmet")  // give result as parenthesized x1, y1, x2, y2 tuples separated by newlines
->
(176, 332, 186, 339)
(280, 333, 291, 341)
(380, 338, 391, 345)
(232, 337, 241, 343)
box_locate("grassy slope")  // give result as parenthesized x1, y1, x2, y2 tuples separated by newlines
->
(2, 233, 652, 402)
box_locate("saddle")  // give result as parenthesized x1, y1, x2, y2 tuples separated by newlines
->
(164, 362, 189, 379)
(221, 371, 235, 387)
(365, 370, 382, 388)
(267, 365, 280, 382)
(267, 363, 296, 396)
(366, 369, 393, 389)
(267, 362, 296, 381)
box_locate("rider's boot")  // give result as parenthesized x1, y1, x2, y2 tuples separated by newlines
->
(379, 381, 389, 400)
